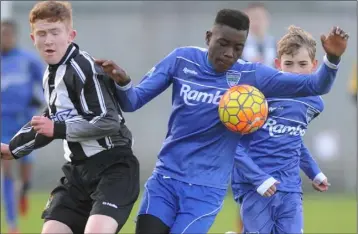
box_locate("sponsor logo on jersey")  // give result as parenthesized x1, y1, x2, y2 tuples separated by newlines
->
(180, 84, 222, 106)
(262, 117, 306, 137)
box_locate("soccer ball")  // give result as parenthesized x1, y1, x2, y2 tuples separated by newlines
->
(218, 85, 268, 134)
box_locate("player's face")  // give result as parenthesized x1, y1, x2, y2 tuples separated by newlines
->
(30, 19, 76, 65)
(1, 24, 16, 52)
(275, 47, 318, 74)
(206, 25, 247, 73)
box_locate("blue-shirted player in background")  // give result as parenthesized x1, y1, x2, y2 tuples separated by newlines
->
(96, 9, 348, 234)
(231, 25, 333, 234)
(1, 19, 44, 234)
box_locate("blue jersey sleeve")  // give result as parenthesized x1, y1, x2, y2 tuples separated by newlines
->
(115, 48, 178, 112)
(29, 54, 46, 105)
(234, 143, 273, 189)
(299, 143, 322, 180)
(255, 55, 339, 98)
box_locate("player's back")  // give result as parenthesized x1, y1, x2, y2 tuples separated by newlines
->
(232, 96, 324, 195)
(154, 46, 259, 189)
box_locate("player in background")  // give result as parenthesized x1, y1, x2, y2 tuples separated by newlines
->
(1, 19, 45, 234)
(96, 9, 348, 234)
(231, 26, 331, 234)
(241, 2, 276, 67)
(1, 2, 139, 234)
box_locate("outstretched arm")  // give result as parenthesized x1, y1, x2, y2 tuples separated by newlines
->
(95, 49, 179, 112)
(256, 27, 348, 98)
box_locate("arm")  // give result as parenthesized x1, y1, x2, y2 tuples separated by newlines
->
(234, 143, 278, 196)
(255, 55, 339, 98)
(9, 108, 53, 159)
(53, 55, 122, 142)
(300, 143, 327, 184)
(115, 49, 178, 112)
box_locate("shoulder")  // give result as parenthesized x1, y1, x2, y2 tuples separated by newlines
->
(172, 46, 207, 57)
(230, 59, 257, 72)
(297, 96, 325, 113)
(71, 50, 104, 77)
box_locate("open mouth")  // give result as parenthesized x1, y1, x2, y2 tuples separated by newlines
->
(45, 49, 55, 55)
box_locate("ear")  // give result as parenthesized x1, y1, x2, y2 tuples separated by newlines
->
(274, 58, 281, 70)
(30, 33, 35, 45)
(205, 30, 212, 46)
(69, 29, 77, 43)
(312, 59, 318, 71)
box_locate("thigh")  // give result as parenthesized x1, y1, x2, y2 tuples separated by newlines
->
(90, 153, 140, 231)
(274, 193, 303, 234)
(42, 164, 92, 234)
(241, 190, 275, 234)
(137, 173, 178, 229)
(170, 184, 226, 234)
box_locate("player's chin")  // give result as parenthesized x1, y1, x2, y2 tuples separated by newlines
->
(214, 63, 231, 73)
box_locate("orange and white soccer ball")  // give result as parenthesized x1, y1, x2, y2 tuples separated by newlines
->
(218, 85, 268, 134)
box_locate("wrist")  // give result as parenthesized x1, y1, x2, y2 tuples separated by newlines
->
(116, 75, 131, 86)
(53, 122, 67, 139)
(257, 177, 277, 196)
(313, 172, 327, 184)
(326, 54, 341, 65)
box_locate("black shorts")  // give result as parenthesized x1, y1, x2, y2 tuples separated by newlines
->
(42, 147, 140, 234)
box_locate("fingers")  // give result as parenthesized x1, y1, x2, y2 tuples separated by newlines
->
(263, 185, 277, 197)
(331, 26, 349, 40)
(31, 116, 45, 126)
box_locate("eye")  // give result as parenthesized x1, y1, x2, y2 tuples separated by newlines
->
(218, 41, 228, 47)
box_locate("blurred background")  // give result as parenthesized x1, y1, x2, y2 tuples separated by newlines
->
(1, 1, 356, 233)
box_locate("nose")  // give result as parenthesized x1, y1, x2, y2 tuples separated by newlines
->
(223, 48, 234, 59)
(44, 34, 54, 46)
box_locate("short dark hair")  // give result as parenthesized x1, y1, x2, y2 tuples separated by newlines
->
(214, 9, 250, 31)
(1, 19, 17, 33)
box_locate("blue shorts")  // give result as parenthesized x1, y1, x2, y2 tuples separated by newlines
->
(240, 190, 303, 234)
(138, 173, 227, 233)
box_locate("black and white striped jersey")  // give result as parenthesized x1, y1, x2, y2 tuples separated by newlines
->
(9, 43, 133, 161)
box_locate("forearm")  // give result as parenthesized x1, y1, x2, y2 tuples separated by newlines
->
(53, 115, 121, 142)
(300, 144, 322, 180)
(115, 82, 143, 112)
(9, 123, 53, 159)
(313, 55, 339, 94)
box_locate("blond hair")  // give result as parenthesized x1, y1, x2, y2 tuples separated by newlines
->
(277, 25, 316, 60)
(29, 1, 73, 30)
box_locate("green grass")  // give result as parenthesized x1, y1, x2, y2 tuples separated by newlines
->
(1, 193, 356, 233)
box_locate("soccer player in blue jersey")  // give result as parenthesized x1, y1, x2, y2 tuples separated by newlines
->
(96, 9, 348, 234)
(1, 19, 44, 233)
(231, 25, 332, 234)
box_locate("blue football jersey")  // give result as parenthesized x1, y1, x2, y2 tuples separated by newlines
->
(1, 48, 44, 141)
(232, 96, 324, 198)
(115, 46, 338, 189)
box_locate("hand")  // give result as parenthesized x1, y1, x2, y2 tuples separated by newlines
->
(312, 178, 330, 192)
(31, 116, 54, 137)
(1, 143, 14, 160)
(321, 26, 349, 58)
(263, 181, 280, 197)
(94, 59, 131, 86)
